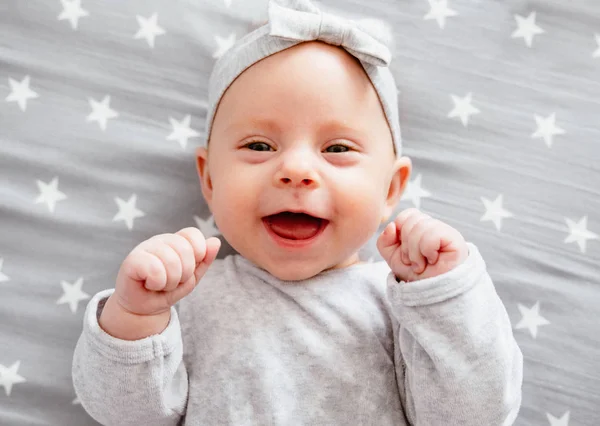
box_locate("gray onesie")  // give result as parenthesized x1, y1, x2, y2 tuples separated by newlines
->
(72, 242, 523, 425)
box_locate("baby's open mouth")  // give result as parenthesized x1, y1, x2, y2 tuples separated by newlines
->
(262, 211, 328, 240)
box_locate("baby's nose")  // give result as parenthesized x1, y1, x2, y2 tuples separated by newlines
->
(275, 154, 320, 188)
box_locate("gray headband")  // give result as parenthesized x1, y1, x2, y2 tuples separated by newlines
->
(203, 0, 402, 155)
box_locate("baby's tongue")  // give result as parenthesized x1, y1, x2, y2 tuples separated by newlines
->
(266, 212, 322, 240)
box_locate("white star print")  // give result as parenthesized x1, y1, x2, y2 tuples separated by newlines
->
(448, 93, 480, 127)
(424, 0, 457, 30)
(167, 115, 201, 149)
(34, 177, 67, 213)
(531, 113, 565, 148)
(480, 194, 513, 232)
(57, 0, 89, 30)
(593, 34, 600, 58)
(113, 194, 145, 230)
(5, 76, 39, 111)
(194, 215, 220, 238)
(134, 13, 166, 48)
(86, 95, 118, 131)
(564, 216, 598, 254)
(511, 12, 544, 47)
(213, 33, 236, 59)
(56, 277, 90, 314)
(0, 258, 10, 283)
(547, 411, 570, 426)
(515, 301, 550, 338)
(401, 174, 432, 209)
(0, 361, 26, 397)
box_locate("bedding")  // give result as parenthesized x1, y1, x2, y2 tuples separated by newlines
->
(1, 0, 599, 424)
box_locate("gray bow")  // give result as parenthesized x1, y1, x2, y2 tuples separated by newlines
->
(268, 0, 391, 67)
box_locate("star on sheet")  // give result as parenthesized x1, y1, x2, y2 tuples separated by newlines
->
(0, 361, 26, 397)
(57, 277, 90, 314)
(515, 301, 550, 338)
(134, 13, 166, 48)
(57, 0, 89, 30)
(5, 75, 39, 111)
(213, 33, 236, 58)
(448, 92, 480, 126)
(547, 411, 570, 426)
(34, 177, 67, 213)
(480, 194, 513, 232)
(593, 34, 600, 58)
(0, 258, 10, 283)
(564, 216, 598, 254)
(531, 113, 565, 148)
(167, 115, 201, 149)
(511, 12, 544, 47)
(424, 0, 457, 29)
(194, 215, 220, 238)
(113, 194, 145, 230)
(401, 174, 432, 209)
(86, 95, 118, 131)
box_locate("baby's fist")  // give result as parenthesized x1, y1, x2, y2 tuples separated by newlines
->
(376, 208, 468, 282)
(114, 227, 221, 316)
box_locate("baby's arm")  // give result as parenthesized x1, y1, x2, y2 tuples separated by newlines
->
(378, 209, 523, 425)
(72, 291, 187, 426)
(386, 244, 523, 425)
(72, 227, 220, 426)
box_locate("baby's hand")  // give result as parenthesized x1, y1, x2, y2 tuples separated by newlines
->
(376, 208, 468, 282)
(113, 227, 221, 316)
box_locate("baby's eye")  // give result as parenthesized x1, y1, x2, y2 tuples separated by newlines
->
(325, 144, 350, 153)
(245, 141, 273, 152)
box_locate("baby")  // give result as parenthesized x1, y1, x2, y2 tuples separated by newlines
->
(72, 0, 523, 425)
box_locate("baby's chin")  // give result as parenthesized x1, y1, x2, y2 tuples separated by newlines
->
(251, 252, 361, 282)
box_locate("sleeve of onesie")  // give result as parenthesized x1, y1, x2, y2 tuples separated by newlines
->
(386, 242, 523, 426)
(72, 289, 188, 426)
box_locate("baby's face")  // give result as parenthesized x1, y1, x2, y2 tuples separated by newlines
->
(197, 41, 411, 281)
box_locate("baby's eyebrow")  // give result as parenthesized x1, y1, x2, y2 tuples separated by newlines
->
(226, 117, 365, 139)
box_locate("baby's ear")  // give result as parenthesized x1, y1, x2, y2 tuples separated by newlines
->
(195, 147, 213, 203)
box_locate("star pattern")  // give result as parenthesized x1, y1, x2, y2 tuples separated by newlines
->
(213, 33, 236, 58)
(0, 1, 598, 423)
(34, 177, 68, 213)
(531, 113, 565, 148)
(480, 194, 514, 232)
(6, 75, 39, 111)
(512, 12, 544, 47)
(56, 277, 90, 314)
(0, 361, 27, 397)
(564, 216, 598, 254)
(134, 13, 166, 48)
(86, 95, 118, 131)
(167, 115, 201, 149)
(593, 34, 600, 58)
(448, 92, 480, 126)
(401, 174, 432, 209)
(424, 0, 458, 29)
(113, 194, 146, 230)
(515, 301, 550, 338)
(0, 258, 10, 283)
(547, 411, 570, 426)
(194, 215, 220, 238)
(57, 0, 89, 30)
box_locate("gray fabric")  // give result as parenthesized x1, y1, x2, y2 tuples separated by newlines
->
(72, 243, 522, 425)
(204, 0, 402, 155)
(1, 0, 599, 425)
